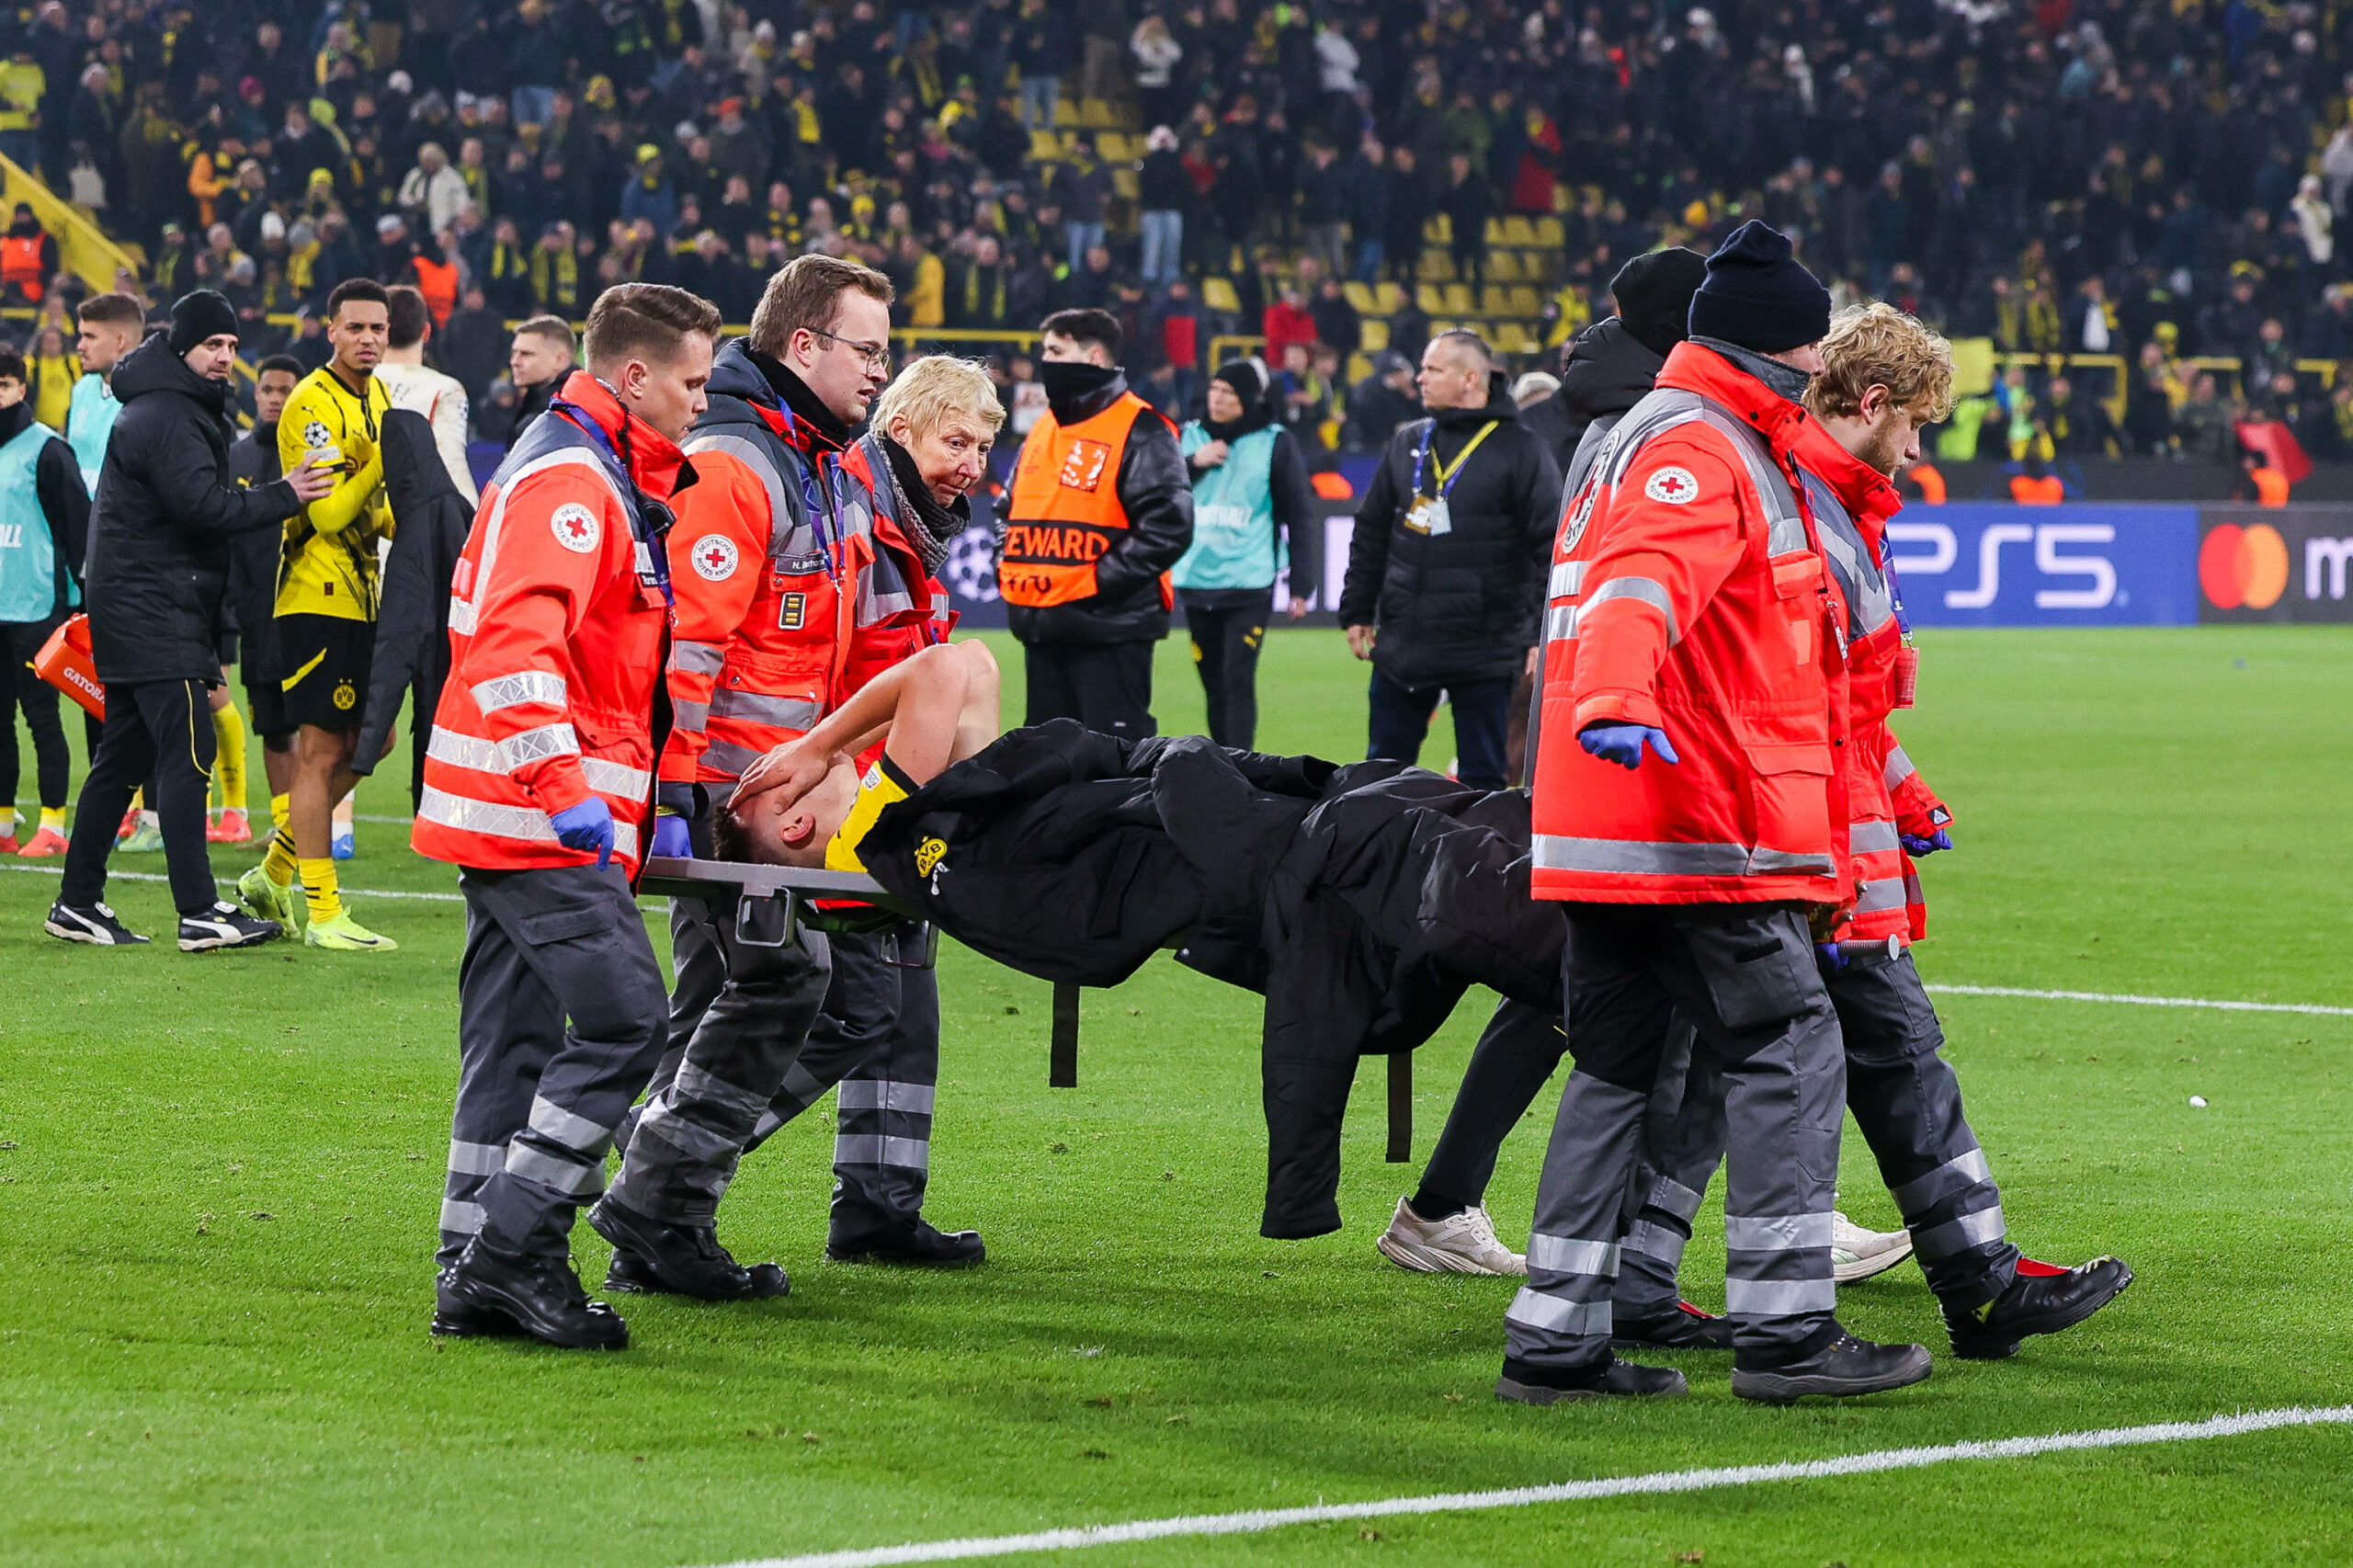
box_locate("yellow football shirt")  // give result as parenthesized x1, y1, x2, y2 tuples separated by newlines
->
(824, 756, 916, 874)
(276, 366, 394, 621)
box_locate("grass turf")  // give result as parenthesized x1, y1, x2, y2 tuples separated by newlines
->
(3, 626, 2351, 1567)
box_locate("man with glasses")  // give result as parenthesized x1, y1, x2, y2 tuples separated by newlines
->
(592, 256, 981, 1298)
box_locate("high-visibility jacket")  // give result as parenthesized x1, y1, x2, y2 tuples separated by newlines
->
(1793, 421, 1950, 945)
(411, 253, 459, 324)
(1530, 341, 1852, 907)
(1000, 390, 1174, 613)
(834, 431, 953, 700)
(411, 371, 683, 879)
(658, 342, 936, 789)
(1, 233, 45, 300)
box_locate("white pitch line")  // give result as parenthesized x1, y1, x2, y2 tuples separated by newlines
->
(704, 1404, 2353, 1568)
(0, 859, 464, 903)
(1925, 983, 2353, 1018)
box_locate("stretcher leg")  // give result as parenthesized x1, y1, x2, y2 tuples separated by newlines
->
(1387, 1051, 1412, 1163)
(1051, 982, 1080, 1088)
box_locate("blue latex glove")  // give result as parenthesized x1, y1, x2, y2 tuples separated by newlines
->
(1900, 828, 1953, 856)
(550, 796, 616, 869)
(650, 812, 692, 860)
(1815, 942, 1849, 971)
(1578, 722, 1681, 770)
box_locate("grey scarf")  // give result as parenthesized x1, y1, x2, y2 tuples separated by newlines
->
(879, 434, 971, 575)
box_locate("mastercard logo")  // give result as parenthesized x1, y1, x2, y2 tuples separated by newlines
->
(2200, 523, 2290, 610)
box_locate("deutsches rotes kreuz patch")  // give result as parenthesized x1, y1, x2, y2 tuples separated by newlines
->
(550, 503, 602, 552)
(689, 533, 739, 581)
(1644, 466, 1700, 505)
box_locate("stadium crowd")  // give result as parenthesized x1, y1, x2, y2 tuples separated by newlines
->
(7, 0, 2353, 462)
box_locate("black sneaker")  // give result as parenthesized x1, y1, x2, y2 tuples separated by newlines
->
(587, 1196, 790, 1301)
(1944, 1256, 2134, 1361)
(1614, 1300, 1735, 1350)
(1732, 1329, 1933, 1403)
(178, 902, 283, 952)
(1496, 1354, 1688, 1404)
(45, 900, 149, 946)
(441, 1236, 628, 1349)
(825, 1217, 986, 1267)
(429, 1268, 527, 1339)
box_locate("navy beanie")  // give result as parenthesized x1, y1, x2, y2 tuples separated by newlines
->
(167, 290, 241, 356)
(1686, 222, 1831, 354)
(1610, 246, 1709, 359)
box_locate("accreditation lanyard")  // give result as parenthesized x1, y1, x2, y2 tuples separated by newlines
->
(551, 398, 675, 608)
(779, 407, 847, 584)
(1405, 420, 1498, 536)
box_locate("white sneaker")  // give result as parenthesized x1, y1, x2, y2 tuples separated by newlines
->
(1376, 1197, 1527, 1276)
(1832, 1210, 1915, 1284)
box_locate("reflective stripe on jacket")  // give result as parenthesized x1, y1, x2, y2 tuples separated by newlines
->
(1529, 341, 1852, 906)
(1001, 390, 1173, 612)
(411, 371, 683, 878)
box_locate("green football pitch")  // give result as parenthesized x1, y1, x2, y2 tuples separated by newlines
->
(4, 627, 2351, 1567)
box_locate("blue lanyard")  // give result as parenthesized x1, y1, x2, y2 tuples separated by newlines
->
(1409, 419, 1496, 502)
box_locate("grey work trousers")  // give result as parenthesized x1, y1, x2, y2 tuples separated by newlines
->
(1617, 944, 2021, 1314)
(628, 920, 943, 1237)
(1506, 903, 1845, 1370)
(438, 863, 670, 1267)
(603, 886, 833, 1226)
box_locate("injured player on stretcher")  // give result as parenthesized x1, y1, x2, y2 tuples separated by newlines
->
(723, 641, 2125, 1366)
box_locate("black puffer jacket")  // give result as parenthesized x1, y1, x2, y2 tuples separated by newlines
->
(1551, 315, 1668, 500)
(1003, 370, 1195, 646)
(355, 409, 473, 805)
(85, 335, 302, 686)
(1337, 381, 1561, 689)
(224, 419, 290, 687)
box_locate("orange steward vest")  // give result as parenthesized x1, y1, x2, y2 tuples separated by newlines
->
(1, 234, 44, 299)
(1001, 391, 1172, 610)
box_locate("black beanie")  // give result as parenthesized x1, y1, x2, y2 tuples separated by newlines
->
(1685, 221, 1831, 354)
(1211, 358, 1267, 406)
(167, 290, 240, 356)
(1610, 247, 1709, 359)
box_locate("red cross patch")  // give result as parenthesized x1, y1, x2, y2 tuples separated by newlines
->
(1643, 466, 1699, 506)
(550, 502, 603, 552)
(689, 533, 740, 582)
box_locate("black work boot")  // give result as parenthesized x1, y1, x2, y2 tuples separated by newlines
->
(442, 1235, 629, 1349)
(825, 1217, 986, 1267)
(429, 1268, 526, 1339)
(1944, 1256, 2133, 1360)
(1732, 1327, 1932, 1403)
(1613, 1300, 1735, 1350)
(1496, 1354, 1688, 1404)
(588, 1196, 790, 1301)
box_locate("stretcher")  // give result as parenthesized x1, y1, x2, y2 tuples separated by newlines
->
(637, 857, 1416, 1162)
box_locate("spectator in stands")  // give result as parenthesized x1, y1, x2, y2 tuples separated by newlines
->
(1308, 274, 1360, 358)
(2044, 376, 2124, 460)
(1136, 126, 1186, 288)
(2124, 342, 2183, 457)
(1440, 152, 1492, 288)
(1263, 283, 1315, 364)
(1381, 145, 1431, 284)
(502, 314, 575, 451)
(1173, 359, 1317, 750)
(1338, 330, 1559, 792)
(398, 142, 468, 239)
(2177, 373, 2234, 464)
(1131, 26, 1184, 153)
(437, 286, 507, 407)
(1344, 350, 1418, 453)
(2, 203, 56, 306)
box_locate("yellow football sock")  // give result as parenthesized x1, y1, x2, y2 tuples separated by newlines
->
(0, 808, 16, 835)
(263, 826, 300, 887)
(212, 703, 247, 811)
(39, 807, 64, 834)
(269, 791, 291, 832)
(301, 858, 341, 925)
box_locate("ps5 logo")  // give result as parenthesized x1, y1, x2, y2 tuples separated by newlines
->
(1888, 521, 2120, 609)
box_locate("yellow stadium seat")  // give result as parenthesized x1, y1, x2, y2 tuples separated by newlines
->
(1416, 282, 1448, 313)
(1422, 213, 1452, 245)
(1111, 169, 1139, 199)
(1442, 282, 1474, 314)
(1028, 130, 1063, 162)
(1483, 218, 1507, 246)
(1343, 280, 1378, 312)
(1077, 98, 1115, 128)
(1486, 250, 1522, 282)
(1346, 352, 1372, 384)
(1417, 248, 1454, 281)
(1200, 276, 1242, 313)
(1534, 216, 1565, 247)
(1052, 97, 1078, 128)
(1360, 317, 1389, 351)
(1373, 280, 1407, 313)
(1494, 321, 1537, 354)
(1508, 285, 1540, 316)
(1501, 215, 1537, 247)
(1096, 132, 1132, 161)
(1478, 284, 1512, 316)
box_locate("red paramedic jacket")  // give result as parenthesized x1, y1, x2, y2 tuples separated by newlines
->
(412, 372, 688, 880)
(1791, 419, 1953, 945)
(1530, 341, 1854, 907)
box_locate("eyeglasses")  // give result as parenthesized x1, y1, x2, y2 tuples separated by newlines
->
(810, 327, 891, 369)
